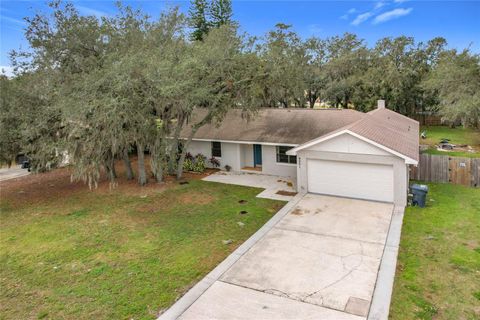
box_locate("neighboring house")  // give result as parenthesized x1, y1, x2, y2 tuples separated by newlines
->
(181, 101, 419, 206)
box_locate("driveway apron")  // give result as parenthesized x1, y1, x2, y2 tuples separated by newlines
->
(175, 194, 394, 320)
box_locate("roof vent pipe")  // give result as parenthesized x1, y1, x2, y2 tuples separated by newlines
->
(377, 100, 386, 109)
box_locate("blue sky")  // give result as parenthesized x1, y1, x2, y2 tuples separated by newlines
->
(1, 0, 479, 74)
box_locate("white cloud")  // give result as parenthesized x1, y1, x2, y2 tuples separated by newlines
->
(351, 12, 374, 26)
(340, 8, 356, 20)
(308, 24, 323, 35)
(374, 1, 386, 10)
(373, 8, 413, 24)
(76, 5, 109, 19)
(0, 15, 26, 26)
(0, 66, 15, 78)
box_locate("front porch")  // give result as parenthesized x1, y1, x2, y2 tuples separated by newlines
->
(240, 144, 263, 172)
(202, 171, 297, 201)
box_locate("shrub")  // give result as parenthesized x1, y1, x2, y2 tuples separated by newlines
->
(225, 164, 232, 172)
(182, 153, 207, 173)
(193, 154, 206, 172)
(183, 158, 194, 171)
(209, 157, 220, 168)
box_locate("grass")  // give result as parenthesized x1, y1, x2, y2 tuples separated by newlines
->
(420, 126, 480, 158)
(421, 148, 480, 158)
(390, 183, 480, 320)
(0, 176, 285, 319)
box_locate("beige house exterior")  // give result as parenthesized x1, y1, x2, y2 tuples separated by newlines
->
(182, 101, 419, 207)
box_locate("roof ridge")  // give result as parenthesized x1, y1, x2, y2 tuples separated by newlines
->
(368, 108, 419, 124)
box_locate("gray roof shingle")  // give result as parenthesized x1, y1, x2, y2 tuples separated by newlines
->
(180, 108, 364, 145)
(180, 107, 419, 161)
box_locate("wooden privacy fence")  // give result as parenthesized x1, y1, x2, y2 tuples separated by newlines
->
(410, 154, 480, 187)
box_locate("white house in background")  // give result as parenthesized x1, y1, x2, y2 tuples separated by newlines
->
(180, 101, 419, 207)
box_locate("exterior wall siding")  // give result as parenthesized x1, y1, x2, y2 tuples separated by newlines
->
(186, 141, 296, 178)
(186, 140, 240, 170)
(188, 137, 409, 207)
(187, 141, 211, 159)
(308, 133, 391, 156)
(261, 145, 297, 178)
(221, 143, 241, 171)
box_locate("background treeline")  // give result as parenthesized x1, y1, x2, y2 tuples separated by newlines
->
(0, 0, 479, 186)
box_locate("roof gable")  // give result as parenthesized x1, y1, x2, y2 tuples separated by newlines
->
(304, 132, 392, 156)
(287, 108, 419, 164)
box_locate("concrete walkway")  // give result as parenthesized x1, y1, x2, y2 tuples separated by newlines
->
(202, 171, 296, 201)
(159, 194, 396, 320)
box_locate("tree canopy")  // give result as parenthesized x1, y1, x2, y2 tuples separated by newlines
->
(1, 0, 478, 187)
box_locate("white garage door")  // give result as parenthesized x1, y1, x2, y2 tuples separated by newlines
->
(307, 159, 394, 202)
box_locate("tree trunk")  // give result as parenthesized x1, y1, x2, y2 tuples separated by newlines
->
(308, 90, 317, 108)
(168, 115, 185, 175)
(152, 156, 164, 183)
(176, 113, 213, 180)
(151, 138, 165, 183)
(137, 144, 147, 186)
(176, 143, 189, 180)
(104, 151, 117, 183)
(123, 148, 134, 180)
(111, 159, 117, 179)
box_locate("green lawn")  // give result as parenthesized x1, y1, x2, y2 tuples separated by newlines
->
(390, 183, 480, 320)
(0, 178, 284, 319)
(421, 126, 480, 158)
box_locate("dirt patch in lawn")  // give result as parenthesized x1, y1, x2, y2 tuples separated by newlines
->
(0, 156, 216, 208)
(0, 168, 285, 320)
(177, 192, 215, 205)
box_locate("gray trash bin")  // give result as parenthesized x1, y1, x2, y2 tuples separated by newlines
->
(411, 184, 428, 207)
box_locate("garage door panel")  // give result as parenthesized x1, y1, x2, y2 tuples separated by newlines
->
(307, 159, 393, 202)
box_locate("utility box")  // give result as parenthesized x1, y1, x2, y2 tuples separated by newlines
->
(411, 184, 428, 207)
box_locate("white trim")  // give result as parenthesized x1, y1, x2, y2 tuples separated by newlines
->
(286, 130, 418, 165)
(286, 130, 348, 154)
(347, 131, 418, 165)
(190, 138, 299, 147)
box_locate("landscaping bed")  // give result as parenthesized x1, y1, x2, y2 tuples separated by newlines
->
(0, 166, 285, 319)
(390, 183, 480, 319)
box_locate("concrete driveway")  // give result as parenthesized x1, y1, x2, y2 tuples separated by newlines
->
(0, 166, 30, 182)
(172, 194, 393, 320)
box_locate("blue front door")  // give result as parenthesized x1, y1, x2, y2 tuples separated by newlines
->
(253, 144, 262, 167)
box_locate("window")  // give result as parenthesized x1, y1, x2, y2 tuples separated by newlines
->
(276, 146, 297, 164)
(211, 141, 222, 157)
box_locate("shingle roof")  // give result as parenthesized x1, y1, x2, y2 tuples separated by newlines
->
(181, 107, 419, 162)
(350, 108, 419, 162)
(180, 108, 364, 145)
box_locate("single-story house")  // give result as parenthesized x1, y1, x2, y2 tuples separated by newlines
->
(181, 101, 419, 207)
